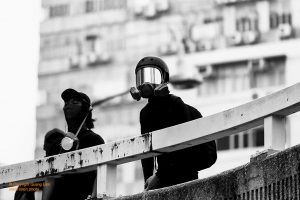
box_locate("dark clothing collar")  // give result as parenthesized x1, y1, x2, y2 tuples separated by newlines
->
(148, 94, 171, 103)
(76, 128, 90, 138)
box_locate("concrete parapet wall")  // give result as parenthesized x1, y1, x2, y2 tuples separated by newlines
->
(113, 144, 300, 200)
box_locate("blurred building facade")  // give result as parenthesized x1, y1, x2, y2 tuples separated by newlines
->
(37, 0, 300, 196)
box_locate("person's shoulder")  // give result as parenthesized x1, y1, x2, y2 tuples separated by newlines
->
(186, 104, 202, 118)
(170, 94, 203, 118)
(169, 94, 185, 105)
(141, 101, 151, 113)
(169, 93, 183, 101)
(84, 130, 105, 144)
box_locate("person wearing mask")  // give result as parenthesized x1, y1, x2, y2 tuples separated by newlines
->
(130, 56, 217, 190)
(42, 88, 104, 200)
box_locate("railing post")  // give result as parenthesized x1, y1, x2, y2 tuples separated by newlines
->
(264, 115, 286, 151)
(96, 164, 117, 199)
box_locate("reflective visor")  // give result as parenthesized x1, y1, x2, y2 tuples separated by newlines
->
(136, 66, 162, 86)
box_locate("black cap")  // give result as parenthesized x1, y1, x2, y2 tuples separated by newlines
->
(61, 88, 91, 105)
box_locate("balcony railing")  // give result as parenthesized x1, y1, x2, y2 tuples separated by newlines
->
(1, 82, 300, 198)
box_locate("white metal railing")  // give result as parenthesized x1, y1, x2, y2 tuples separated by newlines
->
(1, 82, 300, 198)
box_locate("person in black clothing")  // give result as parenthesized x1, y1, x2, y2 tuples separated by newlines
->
(41, 88, 105, 200)
(130, 56, 217, 190)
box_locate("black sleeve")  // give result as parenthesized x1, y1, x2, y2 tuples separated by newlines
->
(171, 99, 217, 172)
(79, 131, 105, 149)
(182, 140, 217, 171)
(172, 96, 191, 124)
(89, 133, 105, 146)
(181, 106, 217, 171)
(140, 108, 154, 182)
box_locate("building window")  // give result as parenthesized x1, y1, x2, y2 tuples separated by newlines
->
(85, 0, 96, 13)
(217, 127, 264, 151)
(85, 0, 127, 13)
(270, 12, 279, 29)
(249, 56, 286, 89)
(236, 17, 258, 32)
(85, 35, 98, 52)
(49, 4, 70, 18)
(234, 134, 239, 149)
(243, 133, 248, 148)
(270, 12, 292, 29)
(253, 127, 264, 147)
(198, 56, 285, 97)
(198, 61, 249, 96)
(282, 13, 292, 24)
(217, 136, 230, 151)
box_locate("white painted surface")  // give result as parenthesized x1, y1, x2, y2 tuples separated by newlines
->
(1, 83, 300, 194)
(264, 116, 286, 150)
(256, 1, 270, 32)
(286, 112, 300, 146)
(291, 0, 300, 27)
(223, 6, 236, 36)
(152, 82, 300, 152)
(97, 164, 117, 198)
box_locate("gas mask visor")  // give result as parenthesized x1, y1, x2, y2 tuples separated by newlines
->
(136, 66, 162, 87)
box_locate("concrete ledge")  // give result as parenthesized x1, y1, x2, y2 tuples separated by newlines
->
(112, 144, 300, 200)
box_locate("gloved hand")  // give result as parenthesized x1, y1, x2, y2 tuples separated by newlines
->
(144, 174, 160, 191)
(44, 128, 65, 141)
(130, 87, 141, 101)
(154, 83, 170, 97)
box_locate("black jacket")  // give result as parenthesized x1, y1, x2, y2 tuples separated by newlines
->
(43, 129, 104, 200)
(140, 94, 217, 188)
(15, 129, 104, 200)
(43, 128, 104, 156)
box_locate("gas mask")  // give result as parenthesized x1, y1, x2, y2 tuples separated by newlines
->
(130, 66, 170, 101)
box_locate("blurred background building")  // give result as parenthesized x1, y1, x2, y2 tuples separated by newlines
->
(37, 0, 300, 196)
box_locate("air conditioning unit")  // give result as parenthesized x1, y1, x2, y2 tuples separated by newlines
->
(229, 32, 243, 46)
(278, 23, 293, 39)
(156, 0, 169, 12)
(87, 52, 97, 64)
(158, 43, 178, 56)
(143, 4, 157, 19)
(87, 52, 112, 66)
(69, 56, 80, 69)
(198, 65, 216, 78)
(243, 31, 259, 44)
(196, 40, 213, 52)
(133, 6, 143, 16)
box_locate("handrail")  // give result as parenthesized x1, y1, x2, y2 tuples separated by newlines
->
(1, 82, 300, 198)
